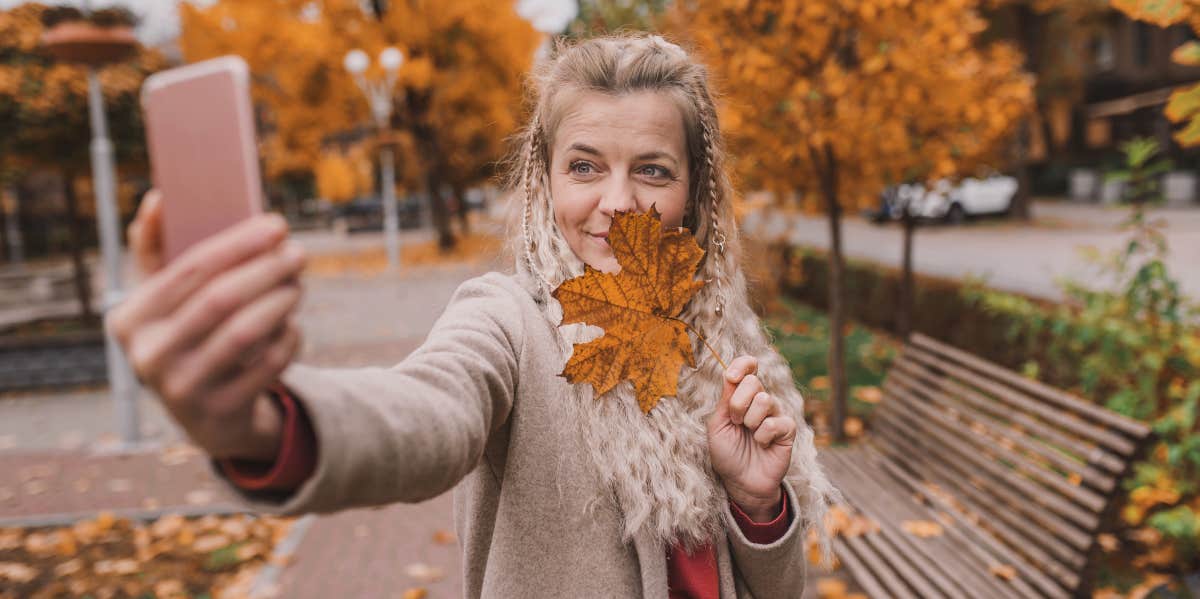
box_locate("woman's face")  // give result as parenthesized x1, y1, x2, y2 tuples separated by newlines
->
(549, 90, 690, 273)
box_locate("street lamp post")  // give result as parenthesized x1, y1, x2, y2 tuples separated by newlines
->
(344, 47, 404, 270)
(41, 1, 142, 447)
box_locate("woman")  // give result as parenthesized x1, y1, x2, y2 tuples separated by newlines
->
(108, 34, 839, 598)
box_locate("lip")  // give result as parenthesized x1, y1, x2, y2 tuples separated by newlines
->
(589, 231, 609, 239)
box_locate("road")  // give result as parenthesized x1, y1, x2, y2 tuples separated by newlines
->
(744, 201, 1200, 302)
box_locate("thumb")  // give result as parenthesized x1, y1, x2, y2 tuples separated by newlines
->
(130, 189, 164, 277)
(715, 355, 757, 422)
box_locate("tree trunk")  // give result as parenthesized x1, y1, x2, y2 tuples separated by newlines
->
(1009, 4, 1044, 222)
(1011, 120, 1035, 221)
(815, 143, 848, 444)
(453, 183, 470, 236)
(62, 169, 96, 325)
(424, 174, 456, 251)
(898, 210, 916, 340)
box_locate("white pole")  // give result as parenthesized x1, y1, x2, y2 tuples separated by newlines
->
(87, 68, 141, 446)
(380, 145, 399, 269)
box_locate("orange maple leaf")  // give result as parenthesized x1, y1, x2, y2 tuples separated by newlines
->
(552, 208, 707, 413)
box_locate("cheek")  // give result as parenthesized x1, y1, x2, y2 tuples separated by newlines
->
(549, 171, 589, 231)
(648, 179, 689, 229)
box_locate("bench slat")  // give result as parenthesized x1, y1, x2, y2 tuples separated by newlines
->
(886, 369, 1109, 513)
(824, 449, 1026, 599)
(874, 394, 1101, 531)
(871, 422, 1090, 579)
(892, 358, 1121, 488)
(903, 346, 1137, 456)
(910, 333, 1152, 439)
(861, 443, 1075, 599)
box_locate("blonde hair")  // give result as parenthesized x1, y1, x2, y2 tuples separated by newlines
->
(507, 33, 839, 565)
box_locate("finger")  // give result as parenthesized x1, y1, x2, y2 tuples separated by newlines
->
(728, 374, 764, 426)
(107, 213, 288, 345)
(743, 392, 778, 430)
(719, 355, 759, 418)
(126, 242, 303, 384)
(162, 282, 303, 407)
(162, 241, 305, 355)
(205, 322, 302, 418)
(130, 190, 165, 276)
(753, 415, 797, 448)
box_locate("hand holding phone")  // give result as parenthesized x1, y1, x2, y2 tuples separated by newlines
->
(106, 56, 307, 461)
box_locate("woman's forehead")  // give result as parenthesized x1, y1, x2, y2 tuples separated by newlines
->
(551, 90, 688, 159)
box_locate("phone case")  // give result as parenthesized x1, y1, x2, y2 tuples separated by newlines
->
(141, 55, 264, 264)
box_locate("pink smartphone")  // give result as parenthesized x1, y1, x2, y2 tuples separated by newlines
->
(141, 55, 264, 264)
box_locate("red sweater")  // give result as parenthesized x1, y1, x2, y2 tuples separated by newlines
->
(222, 387, 791, 599)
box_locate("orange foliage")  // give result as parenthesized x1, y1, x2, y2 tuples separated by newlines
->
(672, 0, 1034, 208)
(553, 209, 707, 414)
(179, 0, 540, 186)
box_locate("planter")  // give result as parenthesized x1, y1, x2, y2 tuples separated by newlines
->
(1163, 170, 1198, 207)
(1099, 178, 1125, 205)
(40, 22, 138, 66)
(1068, 168, 1099, 202)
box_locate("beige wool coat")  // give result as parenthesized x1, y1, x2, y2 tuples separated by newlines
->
(223, 272, 808, 598)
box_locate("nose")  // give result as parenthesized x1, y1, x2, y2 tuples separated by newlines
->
(597, 174, 638, 217)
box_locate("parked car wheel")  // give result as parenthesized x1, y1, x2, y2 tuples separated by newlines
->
(945, 203, 966, 225)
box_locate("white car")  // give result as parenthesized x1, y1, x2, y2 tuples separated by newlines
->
(883, 175, 1017, 224)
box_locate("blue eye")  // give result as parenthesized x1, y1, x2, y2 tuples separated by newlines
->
(570, 161, 595, 175)
(639, 165, 671, 179)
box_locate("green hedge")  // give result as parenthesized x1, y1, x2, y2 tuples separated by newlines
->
(769, 243, 1073, 386)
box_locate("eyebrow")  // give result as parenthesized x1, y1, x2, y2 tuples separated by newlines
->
(566, 143, 680, 166)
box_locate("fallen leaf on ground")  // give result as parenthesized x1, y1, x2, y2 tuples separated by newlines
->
(22, 480, 48, 495)
(106, 478, 133, 493)
(402, 588, 428, 599)
(0, 562, 38, 583)
(816, 578, 847, 598)
(192, 534, 231, 553)
(405, 562, 445, 583)
(432, 529, 456, 545)
(843, 417, 863, 438)
(1097, 533, 1119, 553)
(185, 489, 215, 506)
(852, 386, 882, 404)
(810, 376, 830, 390)
(901, 520, 944, 538)
(93, 558, 140, 575)
(988, 564, 1017, 580)
(552, 208, 707, 413)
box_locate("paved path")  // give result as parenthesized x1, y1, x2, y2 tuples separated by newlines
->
(745, 200, 1200, 301)
(0, 228, 496, 597)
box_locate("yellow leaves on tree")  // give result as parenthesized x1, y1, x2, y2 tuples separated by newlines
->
(553, 209, 708, 414)
(673, 0, 1034, 206)
(179, 0, 539, 186)
(1114, 0, 1200, 146)
(314, 150, 367, 204)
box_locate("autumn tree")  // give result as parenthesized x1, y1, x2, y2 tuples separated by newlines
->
(567, 0, 671, 37)
(180, 0, 540, 250)
(1113, 0, 1200, 147)
(0, 3, 163, 323)
(674, 0, 1033, 442)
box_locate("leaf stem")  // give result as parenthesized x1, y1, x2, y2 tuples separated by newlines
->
(670, 317, 728, 371)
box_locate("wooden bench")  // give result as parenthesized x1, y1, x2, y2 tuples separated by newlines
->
(819, 333, 1154, 599)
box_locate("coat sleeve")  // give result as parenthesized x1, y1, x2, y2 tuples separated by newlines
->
(724, 479, 808, 598)
(214, 272, 525, 515)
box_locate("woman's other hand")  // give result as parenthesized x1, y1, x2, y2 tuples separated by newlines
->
(105, 189, 307, 461)
(707, 356, 796, 521)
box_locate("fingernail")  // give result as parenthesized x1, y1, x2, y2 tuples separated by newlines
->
(265, 213, 287, 234)
(283, 241, 305, 262)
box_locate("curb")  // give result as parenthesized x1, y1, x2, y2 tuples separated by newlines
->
(250, 513, 315, 597)
(0, 502, 248, 528)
